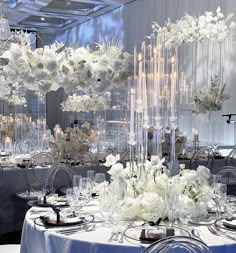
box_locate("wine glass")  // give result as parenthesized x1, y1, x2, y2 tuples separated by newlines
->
(79, 177, 92, 202)
(73, 175, 81, 195)
(87, 170, 95, 182)
(66, 188, 78, 215)
(212, 183, 227, 217)
(100, 197, 114, 227)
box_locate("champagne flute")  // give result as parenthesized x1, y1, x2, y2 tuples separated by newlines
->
(73, 175, 81, 195)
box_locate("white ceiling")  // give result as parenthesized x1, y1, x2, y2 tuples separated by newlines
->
(1, 0, 135, 34)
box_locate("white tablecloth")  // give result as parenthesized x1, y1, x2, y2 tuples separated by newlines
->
(20, 204, 236, 253)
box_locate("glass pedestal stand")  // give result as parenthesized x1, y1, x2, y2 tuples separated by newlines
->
(169, 117, 178, 176)
(128, 132, 136, 177)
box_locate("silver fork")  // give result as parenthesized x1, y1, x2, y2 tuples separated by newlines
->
(108, 228, 117, 242)
(207, 225, 236, 241)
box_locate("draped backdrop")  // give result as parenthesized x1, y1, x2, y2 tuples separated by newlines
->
(44, 0, 236, 145)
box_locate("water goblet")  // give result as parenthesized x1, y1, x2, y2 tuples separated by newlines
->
(66, 188, 78, 215)
(73, 175, 81, 195)
(79, 177, 92, 202)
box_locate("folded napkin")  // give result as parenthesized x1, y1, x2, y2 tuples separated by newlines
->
(223, 219, 236, 230)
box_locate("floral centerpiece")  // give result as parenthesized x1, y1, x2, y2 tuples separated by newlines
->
(152, 7, 235, 46)
(0, 32, 133, 97)
(192, 75, 229, 114)
(61, 92, 105, 112)
(97, 154, 213, 222)
(49, 127, 96, 160)
(5, 95, 27, 105)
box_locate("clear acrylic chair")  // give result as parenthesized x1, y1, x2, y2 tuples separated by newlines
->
(70, 151, 99, 170)
(141, 236, 213, 253)
(216, 166, 236, 195)
(225, 148, 236, 167)
(26, 152, 55, 198)
(43, 163, 75, 193)
(189, 147, 214, 171)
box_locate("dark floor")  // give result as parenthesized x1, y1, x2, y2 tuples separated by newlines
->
(0, 231, 22, 245)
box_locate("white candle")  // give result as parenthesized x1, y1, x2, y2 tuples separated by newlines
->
(194, 130, 199, 142)
(192, 128, 195, 140)
(55, 129, 62, 142)
(130, 88, 135, 133)
(183, 132, 187, 143)
(170, 57, 176, 116)
(138, 53, 142, 101)
(5, 136, 12, 151)
(142, 73, 147, 115)
(153, 48, 160, 118)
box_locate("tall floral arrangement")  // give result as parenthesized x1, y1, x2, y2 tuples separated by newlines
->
(0, 35, 133, 97)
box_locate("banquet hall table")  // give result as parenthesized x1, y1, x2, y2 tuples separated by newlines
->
(20, 204, 236, 253)
(0, 164, 108, 235)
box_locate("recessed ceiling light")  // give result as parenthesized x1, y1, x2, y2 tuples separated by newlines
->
(41, 17, 45, 21)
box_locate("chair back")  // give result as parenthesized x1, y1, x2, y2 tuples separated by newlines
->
(26, 152, 55, 192)
(43, 163, 75, 192)
(141, 236, 212, 253)
(216, 166, 236, 186)
(70, 151, 99, 170)
(225, 148, 236, 167)
(189, 147, 214, 171)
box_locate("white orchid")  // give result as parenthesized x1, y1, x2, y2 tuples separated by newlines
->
(104, 154, 120, 167)
(153, 7, 234, 46)
(99, 154, 213, 222)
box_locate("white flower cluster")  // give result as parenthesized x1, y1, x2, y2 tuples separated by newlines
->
(5, 95, 27, 105)
(0, 36, 133, 98)
(192, 75, 229, 114)
(152, 7, 236, 46)
(61, 93, 105, 112)
(97, 154, 213, 222)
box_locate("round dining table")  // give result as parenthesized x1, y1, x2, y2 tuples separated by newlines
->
(20, 201, 236, 253)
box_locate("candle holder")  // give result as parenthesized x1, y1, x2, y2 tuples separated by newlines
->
(192, 141, 199, 152)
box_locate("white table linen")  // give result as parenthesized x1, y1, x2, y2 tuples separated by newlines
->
(20, 204, 236, 253)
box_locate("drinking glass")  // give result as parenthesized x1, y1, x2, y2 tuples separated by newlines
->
(79, 177, 92, 202)
(100, 198, 114, 227)
(87, 170, 95, 182)
(95, 173, 106, 184)
(66, 188, 78, 215)
(73, 175, 81, 194)
(213, 183, 227, 217)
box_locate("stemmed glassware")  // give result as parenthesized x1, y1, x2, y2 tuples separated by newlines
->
(66, 188, 79, 216)
(79, 177, 92, 203)
(211, 175, 227, 218)
(73, 175, 81, 195)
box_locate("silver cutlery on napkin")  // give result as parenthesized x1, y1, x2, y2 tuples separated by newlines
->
(207, 225, 236, 241)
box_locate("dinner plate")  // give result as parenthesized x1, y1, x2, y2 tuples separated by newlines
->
(34, 213, 94, 227)
(124, 225, 190, 243)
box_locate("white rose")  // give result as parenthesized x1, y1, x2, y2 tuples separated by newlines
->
(104, 154, 120, 167)
(107, 163, 124, 177)
(196, 165, 210, 181)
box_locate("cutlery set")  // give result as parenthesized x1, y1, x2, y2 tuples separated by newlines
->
(55, 224, 95, 235)
(108, 226, 127, 243)
(207, 225, 236, 241)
